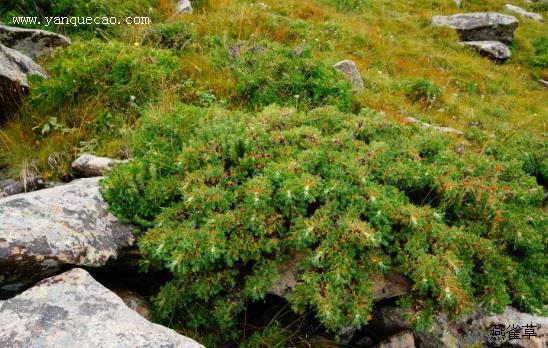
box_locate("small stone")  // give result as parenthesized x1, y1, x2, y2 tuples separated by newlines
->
(405, 117, 463, 136)
(333, 59, 365, 90)
(0, 179, 24, 198)
(71, 154, 118, 177)
(293, 46, 304, 57)
(176, 0, 193, 14)
(504, 4, 543, 21)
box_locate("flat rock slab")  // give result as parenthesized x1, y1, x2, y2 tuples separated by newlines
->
(0, 177, 134, 292)
(0, 24, 71, 60)
(432, 12, 519, 44)
(461, 40, 511, 62)
(0, 268, 204, 348)
(504, 4, 543, 21)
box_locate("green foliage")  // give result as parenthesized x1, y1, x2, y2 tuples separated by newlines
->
(529, 37, 548, 68)
(25, 39, 182, 130)
(143, 22, 196, 51)
(232, 43, 352, 111)
(320, 0, 370, 13)
(102, 104, 547, 344)
(32, 117, 73, 135)
(530, 0, 548, 13)
(405, 79, 443, 107)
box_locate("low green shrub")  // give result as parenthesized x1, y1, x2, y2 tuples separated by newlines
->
(405, 78, 443, 107)
(143, 22, 196, 52)
(232, 43, 352, 111)
(102, 104, 546, 345)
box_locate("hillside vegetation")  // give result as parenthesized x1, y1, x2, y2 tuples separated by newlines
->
(0, 0, 546, 346)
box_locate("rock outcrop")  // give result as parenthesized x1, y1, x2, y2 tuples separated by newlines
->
(0, 43, 48, 120)
(71, 154, 124, 177)
(504, 4, 543, 22)
(0, 24, 71, 60)
(370, 304, 548, 348)
(432, 12, 519, 44)
(0, 268, 204, 348)
(461, 40, 512, 61)
(455, 307, 548, 348)
(333, 59, 365, 90)
(0, 177, 134, 292)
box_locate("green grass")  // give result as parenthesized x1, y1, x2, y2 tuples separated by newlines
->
(1, 0, 546, 183)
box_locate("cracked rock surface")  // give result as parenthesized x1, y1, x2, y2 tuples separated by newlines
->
(0, 177, 134, 292)
(0, 268, 204, 348)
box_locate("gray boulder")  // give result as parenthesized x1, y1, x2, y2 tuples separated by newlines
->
(0, 24, 71, 60)
(461, 40, 512, 61)
(504, 4, 543, 22)
(432, 12, 519, 44)
(0, 268, 204, 348)
(0, 43, 47, 120)
(333, 59, 365, 90)
(0, 177, 134, 292)
(71, 154, 125, 177)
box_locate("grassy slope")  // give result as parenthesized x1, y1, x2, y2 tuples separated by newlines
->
(0, 0, 546, 181)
